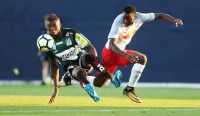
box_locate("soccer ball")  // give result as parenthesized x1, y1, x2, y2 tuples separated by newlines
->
(37, 34, 54, 52)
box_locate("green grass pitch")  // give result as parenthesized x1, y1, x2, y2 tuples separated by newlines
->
(0, 84, 200, 116)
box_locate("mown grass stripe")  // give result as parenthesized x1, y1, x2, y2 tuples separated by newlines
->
(0, 95, 200, 108)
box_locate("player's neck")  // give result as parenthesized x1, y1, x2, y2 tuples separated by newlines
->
(52, 31, 62, 39)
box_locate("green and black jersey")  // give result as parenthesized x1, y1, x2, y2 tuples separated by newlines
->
(46, 28, 91, 66)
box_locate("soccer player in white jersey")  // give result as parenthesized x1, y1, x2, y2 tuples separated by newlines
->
(102, 5, 183, 103)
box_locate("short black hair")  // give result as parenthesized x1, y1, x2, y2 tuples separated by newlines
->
(44, 14, 60, 22)
(123, 5, 136, 14)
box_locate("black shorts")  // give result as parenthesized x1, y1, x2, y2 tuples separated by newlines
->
(62, 58, 91, 80)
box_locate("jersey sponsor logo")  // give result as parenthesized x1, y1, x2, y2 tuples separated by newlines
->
(118, 22, 142, 40)
(119, 34, 130, 40)
(118, 28, 137, 40)
(55, 47, 79, 61)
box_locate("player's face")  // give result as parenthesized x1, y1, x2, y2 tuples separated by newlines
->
(45, 20, 61, 37)
(123, 12, 136, 26)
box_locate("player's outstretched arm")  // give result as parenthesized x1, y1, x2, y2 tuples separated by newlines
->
(48, 58, 59, 104)
(155, 13, 183, 27)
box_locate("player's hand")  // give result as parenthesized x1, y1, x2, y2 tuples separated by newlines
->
(49, 87, 59, 104)
(125, 54, 139, 63)
(173, 19, 183, 27)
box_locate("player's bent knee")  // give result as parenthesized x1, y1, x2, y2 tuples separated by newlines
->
(72, 66, 86, 81)
(93, 74, 108, 87)
(93, 81, 104, 87)
(142, 55, 147, 65)
(138, 55, 147, 65)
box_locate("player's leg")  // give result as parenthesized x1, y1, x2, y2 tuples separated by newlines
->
(81, 53, 113, 87)
(71, 66, 100, 102)
(85, 68, 122, 88)
(100, 47, 123, 88)
(100, 59, 122, 88)
(123, 50, 147, 103)
(58, 71, 72, 87)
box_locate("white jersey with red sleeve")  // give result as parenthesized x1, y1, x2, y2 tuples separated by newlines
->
(105, 12, 155, 50)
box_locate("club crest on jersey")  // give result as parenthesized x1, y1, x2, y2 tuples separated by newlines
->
(65, 32, 73, 36)
(65, 39, 72, 46)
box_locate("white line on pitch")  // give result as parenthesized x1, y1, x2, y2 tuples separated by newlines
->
(1, 108, 200, 113)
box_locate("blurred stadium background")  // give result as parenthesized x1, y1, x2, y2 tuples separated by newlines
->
(0, 0, 200, 115)
(1, 0, 200, 84)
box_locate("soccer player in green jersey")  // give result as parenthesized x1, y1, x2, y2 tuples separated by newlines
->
(40, 14, 121, 103)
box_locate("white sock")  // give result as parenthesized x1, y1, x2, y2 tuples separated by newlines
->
(128, 63, 145, 87)
(86, 76, 95, 85)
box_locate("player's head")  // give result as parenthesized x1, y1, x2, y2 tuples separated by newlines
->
(44, 14, 61, 37)
(123, 5, 136, 26)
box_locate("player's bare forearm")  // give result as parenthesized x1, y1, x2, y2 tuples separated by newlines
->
(155, 13, 183, 27)
(52, 67, 59, 89)
(49, 59, 59, 88)
(109, 38, 139, 63)
(48, 58, 59, 104)
(155, 13, 174, 23)
(109, 38, 128, 57)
